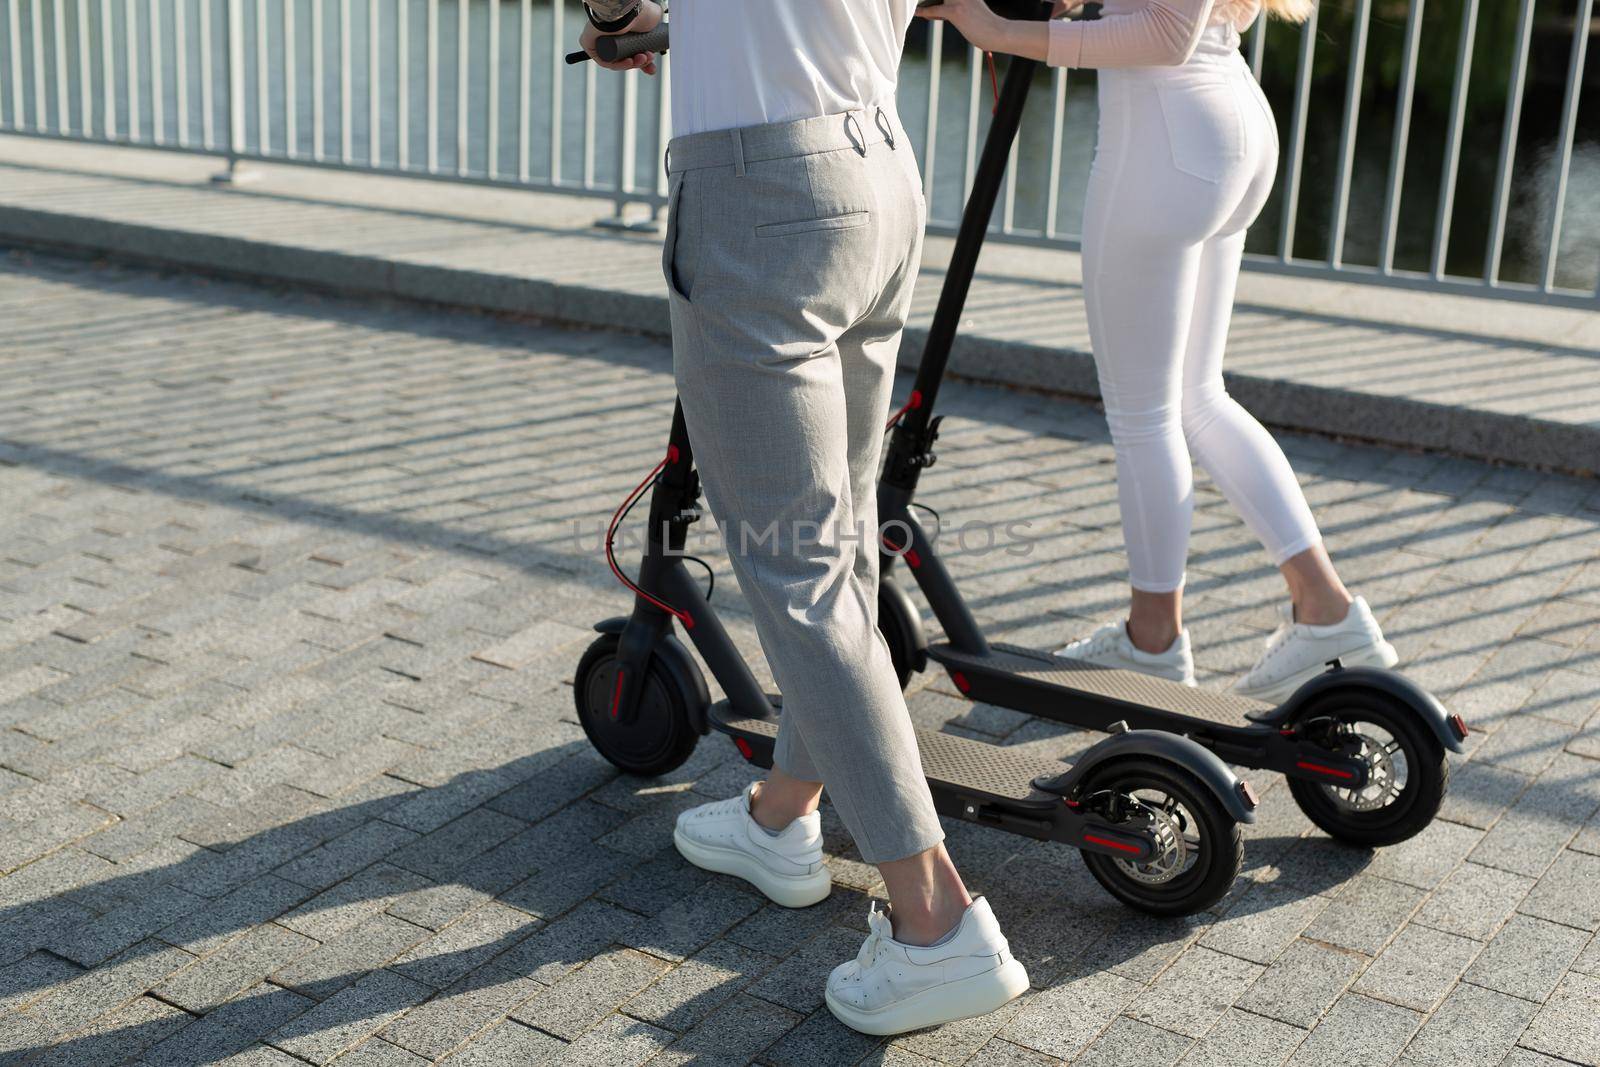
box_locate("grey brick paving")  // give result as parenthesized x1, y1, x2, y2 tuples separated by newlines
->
(1, 248, 1598, 1065)
(1175, 1008, 1303, 1067)
(1352, 924, 1483, 1013)
(1234, 938, 1365, 1031)
(377, 962, 542, 1061)
(1397, 982, 1539, 1067)
(1284, 993, 1421, 1067)
(1463, 915, 1590, 1004)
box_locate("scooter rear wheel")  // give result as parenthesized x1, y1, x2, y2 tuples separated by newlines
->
(1286, 689, 1448, 847)
(1079, 759, 1242, 916)
(574, 633, 700, 776)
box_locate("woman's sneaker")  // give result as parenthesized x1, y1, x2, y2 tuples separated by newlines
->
(1235, 596, 1398, 705)
(1056, 621, 1196, 686)
(826, 898, 1030, 1036)
(673, 782, 832, 908)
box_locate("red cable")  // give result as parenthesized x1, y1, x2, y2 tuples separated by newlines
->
(606, 447, 695, 628)
(987, 52, 1000, 113)
(886, 389, 923, 430)
(620, 386, 926, 621)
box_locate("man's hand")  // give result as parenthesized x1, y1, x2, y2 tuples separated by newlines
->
(914, 0, 1008, 53)
(1051, 0, 1089, 16)
(579, 0, 664, 74)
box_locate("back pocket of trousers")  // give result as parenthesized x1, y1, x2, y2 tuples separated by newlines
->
(752, 148, 873, 238)
(1155, 81, 1246, 184)
(754, 212, 869, 238)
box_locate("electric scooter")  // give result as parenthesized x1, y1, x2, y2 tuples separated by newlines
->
(870, 14, 1469, 848)
(571, 25, 1257, 917)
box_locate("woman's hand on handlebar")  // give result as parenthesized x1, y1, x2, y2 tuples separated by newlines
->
(915, 0, 1053, 62)
(916, 0, 1008, 52)
(579, 0, 664, 74)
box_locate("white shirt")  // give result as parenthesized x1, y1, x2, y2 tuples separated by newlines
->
(668, 1, 917, 137)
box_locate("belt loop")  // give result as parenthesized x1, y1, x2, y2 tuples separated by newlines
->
(844, 112, 867, 157)
(729, 128, 746, 177)
(874, 106, 895, 149)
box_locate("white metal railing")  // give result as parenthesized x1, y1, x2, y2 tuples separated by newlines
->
(1, 0, 1595, 306)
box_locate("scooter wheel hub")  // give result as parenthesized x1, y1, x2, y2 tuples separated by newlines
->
(1115, 801, 1188, 886)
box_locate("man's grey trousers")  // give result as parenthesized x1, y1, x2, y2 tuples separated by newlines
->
(663, 106, 944, 865)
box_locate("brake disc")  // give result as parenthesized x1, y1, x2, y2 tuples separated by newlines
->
(1326, 729, 1402, 812)
(1114, 797, 1188, 885)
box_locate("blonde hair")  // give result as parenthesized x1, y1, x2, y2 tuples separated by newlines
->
(1262, 0, 1315, 23)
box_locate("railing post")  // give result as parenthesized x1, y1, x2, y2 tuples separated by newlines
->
(1539, 0, 1594, 295)
(651, 49, 670, 223)
(212, 0, 255, 183)
(1484, 0, 1537, 287)
(596, 66, 657, 231)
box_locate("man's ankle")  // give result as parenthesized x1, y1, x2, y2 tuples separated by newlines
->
(749, 781, 807, 833)
(889, 895, 971, 947)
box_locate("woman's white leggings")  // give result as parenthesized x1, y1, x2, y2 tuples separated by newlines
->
(1083, 25, 1321, 593)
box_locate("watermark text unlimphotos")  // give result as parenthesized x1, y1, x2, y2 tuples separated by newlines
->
(573, 516, 1039, 558)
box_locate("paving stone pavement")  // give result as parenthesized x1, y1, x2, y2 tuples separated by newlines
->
(1, 246, 1598, 1066)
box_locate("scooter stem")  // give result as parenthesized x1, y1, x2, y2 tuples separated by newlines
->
(884, 54, 1039, 489)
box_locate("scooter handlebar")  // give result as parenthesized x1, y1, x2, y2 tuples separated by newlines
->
(565, 24, 670, 65)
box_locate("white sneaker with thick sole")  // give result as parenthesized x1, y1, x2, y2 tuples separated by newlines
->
(1235, 596, 1399, 705)
(673, 782, 831, 908)
(1056, 621, 1196, 686)
(825, 898, 1030, 1036)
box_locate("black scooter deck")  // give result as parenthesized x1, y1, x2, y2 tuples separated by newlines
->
(715, 709, 1064, 809)
(930, 642, 1271, 727)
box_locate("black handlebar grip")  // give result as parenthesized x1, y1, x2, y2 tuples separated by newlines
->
(596, 24, 671, 62)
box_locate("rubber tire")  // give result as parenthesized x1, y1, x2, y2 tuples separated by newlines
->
(877, 586, 921, 691)
(1286, 689, 1448, 848)
(1079, 758, 1243, 916)
(574, 633, 700, 776)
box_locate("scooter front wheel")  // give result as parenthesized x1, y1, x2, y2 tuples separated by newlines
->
(574, 633, 701, 776)
(877, 581, 924, 690)
(1286, 689, 1448, 847)
(1078, 759, 1243, 916)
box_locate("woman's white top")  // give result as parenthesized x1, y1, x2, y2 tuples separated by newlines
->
(667, 0, 918, 137)
(1049, 0, 1261, 69)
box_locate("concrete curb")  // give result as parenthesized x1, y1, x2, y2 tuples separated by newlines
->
(4, 203, 1593, 476)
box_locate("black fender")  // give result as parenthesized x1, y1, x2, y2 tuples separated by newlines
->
(1037, 728, 1257, 823)
(593, 617, 712, 735)
(1254, 665, 1468, 755)
(878, 576, 929, 674)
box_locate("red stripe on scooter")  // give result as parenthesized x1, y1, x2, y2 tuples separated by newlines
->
(734, 737, 754, 760)
(951, 671, 971, 694)
(610, 669, 625, 720)
(903, 549, 921, 569)
(1084, 834, 1143, 855)
(1296, 760, 1355, 780)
